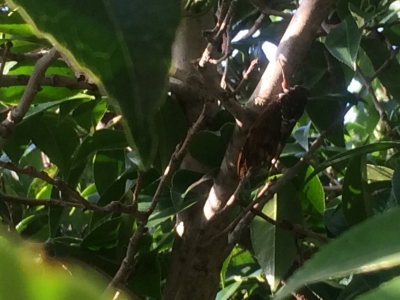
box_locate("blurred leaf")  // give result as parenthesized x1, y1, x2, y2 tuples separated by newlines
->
(293, 122, 311, 151)
(216, 281, 243, 300)
(72, 98, 107, 132)
(355, 276, 400, 300)
(9, 0, 181, 169)
(367, 164, 394, 182)
(325, 14, 362, 70)
(274, 206, 400, 300)
(251, 182, 303, 292)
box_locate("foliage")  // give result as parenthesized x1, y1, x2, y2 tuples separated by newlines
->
(0, 0, 399, 299)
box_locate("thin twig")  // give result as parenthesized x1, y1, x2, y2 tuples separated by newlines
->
(250, 208, 331, 243)
(199, 0, 238, 67)
(0, 49, 49, 62)
(0, 48, 60, 150)
(228, 131, 327, 247)
(241, 14, 266, 40)
(145, 104, 208, 217)
(234, 59, 259, 94)
(0, 74, 97, 90)
(357, 67, 395, 140)
(0, 161, 90, 208)
(106, 222, 146, 291)
(131, 171, 142, 210)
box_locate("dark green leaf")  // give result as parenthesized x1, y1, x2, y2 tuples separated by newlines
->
(28, 112, 79, 177)
(308, 142, 400, 182)
(72, 129, 128, 167)
(93, 150, 124, 196)
(10, 0, 181, 169)
(342, 155, 372, 227)
(81, 217, 121, 250)
(325, 14, 362, 70)
(274, 206, 400, 300)
(251, 182, 303, 292)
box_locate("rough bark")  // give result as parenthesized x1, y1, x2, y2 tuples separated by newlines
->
(164, 1, 335, 299)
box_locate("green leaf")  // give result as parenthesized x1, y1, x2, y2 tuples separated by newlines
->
(306, 95, 347, 147)
(189, 123, 234, 169)
(93, 150, 125, 196)
(251, 182, 303, 292)
(342, 155, 372, 227)
(308, 142, 400, 182)
(299, 166, 325, 215)
(9, 0, 182, 169)
(216, 281, 243, 300)
(325, 14, 362, 70)
(274, 206, 400, 300)
(72, 129, 128, 167)
(355, 276, 400, 300)
(367, 164, 394, 182)
(28, 113, 79, 177)
(81, 217, 121, 250)
(362, 39, 400, 102)
(128, 252, 161, 298)
(156, 96, 188, 169)
(0, 60, 78, 104)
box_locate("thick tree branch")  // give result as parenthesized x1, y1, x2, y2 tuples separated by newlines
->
(0, 48, 60, 150)
(248, 0, 335, 109)
(228, 130, 327, 247)
(204, 0, 335, 221)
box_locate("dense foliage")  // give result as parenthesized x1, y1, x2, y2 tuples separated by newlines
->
(0, 0, 400, 299)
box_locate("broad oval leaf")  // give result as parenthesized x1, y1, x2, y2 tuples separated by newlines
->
(9, 0, 182, 169)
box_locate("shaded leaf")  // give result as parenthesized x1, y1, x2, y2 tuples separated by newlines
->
(9, 0, 182, 169)
(342, 155, 372, 227)
(274, 206, 400, 300)
(251, 182, 303, 292)
(325, 14, 362, 70)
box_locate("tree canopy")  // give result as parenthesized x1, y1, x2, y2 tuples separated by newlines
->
(0, 0, 400, 299)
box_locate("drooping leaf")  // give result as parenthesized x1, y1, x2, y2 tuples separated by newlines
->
(9, 0, 182, 169)
(307, 142, 400, 182)
(274, 206, 400, 300)
(251, 182, 303, 292)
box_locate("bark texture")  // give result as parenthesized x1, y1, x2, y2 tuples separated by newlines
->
(164, 1, 335, 299)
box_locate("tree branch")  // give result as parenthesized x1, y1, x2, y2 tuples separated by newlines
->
(0, 48, 60, 150)
(0, 74, 97, 90)
(204, 0, 335, 221)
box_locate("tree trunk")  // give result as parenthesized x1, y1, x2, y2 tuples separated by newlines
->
(164, 1, 334, 299)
